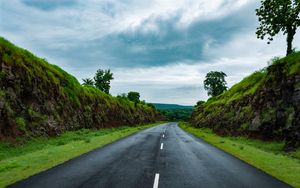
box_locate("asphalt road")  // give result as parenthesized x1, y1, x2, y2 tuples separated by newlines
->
(10, 122, 291, 188)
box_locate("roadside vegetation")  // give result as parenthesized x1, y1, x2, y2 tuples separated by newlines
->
(179, 122, 300, 188)
(191, 52, 300, 150)
(204, 71, 228, 97)
(0, 37, 163, 139)
(82, 69, 114, 94)
(0, 122, 162, 187)
(159, 108, 193, 121)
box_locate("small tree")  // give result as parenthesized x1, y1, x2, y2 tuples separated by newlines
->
(204, 71, 227, 97)
(117, 93, 128, 99)
(195, 100, 205, 107)
(147, 103, 156, 109)
(256, 0, 300, 56)
(93, 69, 114, 94)
(82, 78, 94, 86)
(127, 91, 140, 103)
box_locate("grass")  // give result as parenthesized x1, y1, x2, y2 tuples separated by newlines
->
(0, 37, 161, 134)
(179, 122, 300, 188)
(0, 122, 162, 187)
(202, 51, 300, 108)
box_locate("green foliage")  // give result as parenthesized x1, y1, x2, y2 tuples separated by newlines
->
(206, 70, 266, 106)
(0, 89, 5, 97)
(116, 93, 127, 99)
(93, 69, 113, 94)
(127, 91, 140, 103)
(146, 103, 156, 109)
(15, 117, 26, 131)
(0, 36, 162, 137)
(159, 108, 193, 121)
(280, 51, 300, 75)
(82, 78, 94, 86)
(195, 100, 205, 107)
(204, 71, 227, 97)
(256, 0, 300, 55)
(191, 52, 300, 150)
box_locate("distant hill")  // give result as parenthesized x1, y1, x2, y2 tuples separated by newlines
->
(152, 103, 193, 109)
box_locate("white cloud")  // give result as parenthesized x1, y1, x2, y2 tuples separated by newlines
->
(109, 54, 269, 105)
(1, 0, 253, 42)
(1, 0, 300, 105)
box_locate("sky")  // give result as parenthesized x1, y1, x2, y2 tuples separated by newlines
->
(0, 0, 299, 105)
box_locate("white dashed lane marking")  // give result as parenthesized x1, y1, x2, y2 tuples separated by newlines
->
(153, 173, 160, 188)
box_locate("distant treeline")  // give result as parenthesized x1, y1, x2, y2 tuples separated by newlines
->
(159, 108, 193, 121)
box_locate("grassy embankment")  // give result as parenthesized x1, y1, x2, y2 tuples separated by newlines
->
(179, 122, 300, 188)
(0, 122, 162, 187)
(191, 53, 300, 150)
(0, 37, 162, 138)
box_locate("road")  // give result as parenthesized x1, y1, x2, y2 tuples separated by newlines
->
(10, 122, 291, 188)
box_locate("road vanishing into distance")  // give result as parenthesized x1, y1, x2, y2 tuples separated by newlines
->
(10, 122, 290, 188)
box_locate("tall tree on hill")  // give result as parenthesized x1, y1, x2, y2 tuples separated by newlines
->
(127, 91, 140, 103)
(204, 71, 227, 97)
(256, 0, 300, 56)
(94, 69, 114, 94)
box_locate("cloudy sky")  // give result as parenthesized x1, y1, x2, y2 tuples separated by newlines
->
(0, 0, 299, 105)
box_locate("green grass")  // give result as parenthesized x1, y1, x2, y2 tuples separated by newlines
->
(202, 52, 300, 107)
(0, 37, 161, 134)
(179, 122, 300, 188)
(0, 122, 163, 187)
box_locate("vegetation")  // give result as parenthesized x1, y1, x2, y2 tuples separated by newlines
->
(82, 78, 94, 86)
(192, 53, 300, 150)
(159, 108, 193, 121)
(256, 0, 300, 55)
(127, 91, 140, 103)
(93, 69, 114, 94)
(151, 103, 193, 109)
(204, 71, 227, 97)
(0, 122, 161, 187)
(0, 37, 162, 139)
(82, 69, 113, 94)
(180, 122, 300, 188)
(116, 92, 156, 109)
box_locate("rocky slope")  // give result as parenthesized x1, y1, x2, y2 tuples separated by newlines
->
(0, 37, 163, 139)
(191, 54, 300, 150)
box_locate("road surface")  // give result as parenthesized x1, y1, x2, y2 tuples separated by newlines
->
(10, 122, 291, 188)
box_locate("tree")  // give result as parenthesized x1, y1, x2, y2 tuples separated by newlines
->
(195, 100, 205, 107)
(256, 0, 300, 56)
(204, 71, 227, 97)
(116, 93, 128, 99)
(93, 69, 113, 94)
(127, 91, 140, 103)
(147, 103, 156, 109)
(82, 78, 94, 86)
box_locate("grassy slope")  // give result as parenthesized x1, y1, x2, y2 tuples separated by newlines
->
(191, 53, 300, 149)
(0, 122, 163, 187)
(180, 122, 300, 188)
(205, 53, 300, 106)
(0, 37, 161, 137)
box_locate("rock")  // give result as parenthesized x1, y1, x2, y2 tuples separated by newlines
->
(292, 88, 300, 104)
(249, 114, 261, 131)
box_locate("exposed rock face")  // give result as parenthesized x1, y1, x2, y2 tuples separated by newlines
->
(191, 54, 300, 150)
(0, 37, 163, 139)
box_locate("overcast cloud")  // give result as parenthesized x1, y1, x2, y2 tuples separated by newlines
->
(0, 0, 299, 105)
